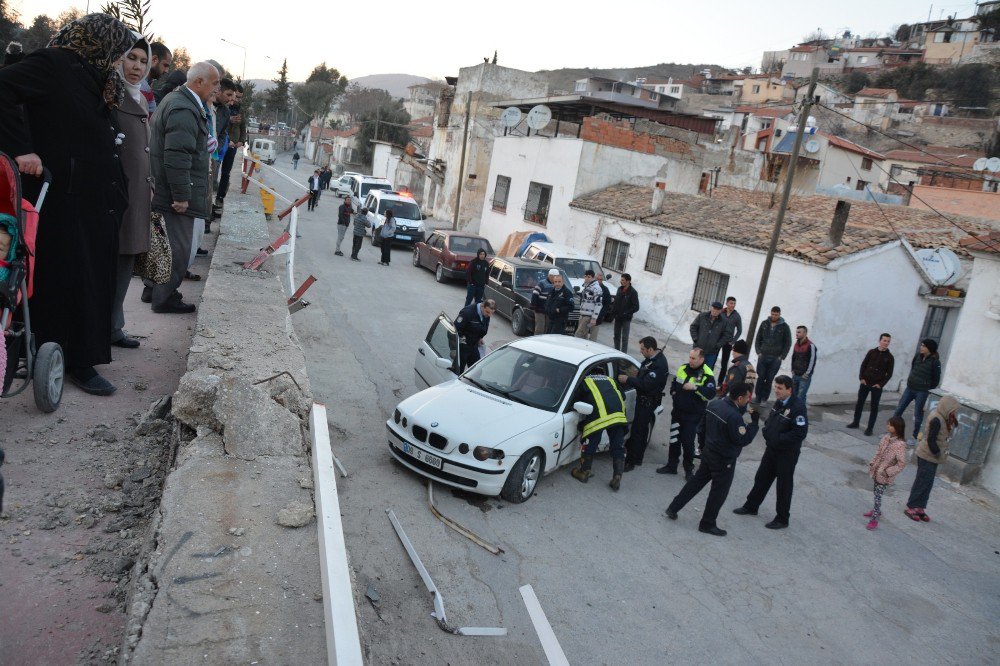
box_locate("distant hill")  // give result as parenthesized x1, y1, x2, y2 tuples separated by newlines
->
(536, 63, 727, 94)
(349, 73, 431, 98)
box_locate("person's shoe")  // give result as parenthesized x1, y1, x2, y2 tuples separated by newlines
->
(351, 257, 360, 261)
(152, 300, 196, 314)
(69, 368, 116, 396)
(656, 465, 677, 475)
(140, 286, 152, 304)
(864, 428, 874, 436)
(184, 271, 201, 281)
(684, 469, 695, 481)
(733, 506, 758, 516)
(609, 459, 624, 492)
(765, 519, 788, 530)
(698, 524, 727, 536)
(863, 510, 874, 518)
(904, 507, 921, 521)
(866, 519, 879, 531)
(665, 509, 678, 520)
(111, 336, 140, 349)
(570, 455, 594, 483)
(334, 251, 344, 256)
(846, 422, 860, 429)
(918, 511, 930, 522)
(196, 247, 208, 256)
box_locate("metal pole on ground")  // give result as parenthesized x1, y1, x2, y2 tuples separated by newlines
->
(743, 67, 818, 347)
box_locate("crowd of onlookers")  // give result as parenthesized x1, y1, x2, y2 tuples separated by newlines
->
(0, 13, 245, 396)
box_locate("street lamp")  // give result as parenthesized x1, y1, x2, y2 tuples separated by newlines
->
(220, 38, 247, 80)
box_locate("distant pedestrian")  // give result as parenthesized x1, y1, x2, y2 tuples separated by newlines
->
(378, 209, 396, 265)
(689, 300, 728, 370)
(864, 416, 907, 531)
(893, 338, 942, 443)
(665, 382, 759, 536)
(790, 326, 817, 405)
(334, 196, 351, 255)
(574, 269, 603, 341)
(530, 269, 558, 335)
(658, 347, 716, 479)
(904, 395, 959, 523)
(544, 273, 575, 335)
(718, 296, 742, 375)
(753, 306, 791, 405)
(292, 151, 300, 169)
(292, 139, 298, 151)
(307, 170, 320, 211)
(465, 249, 489, 306)
(611, 274, 639, 354)
(721, 340, 757, 395)
(350, 206, 370, 261)
(732, 375, 808, 530)
(848, 333, 894, 436)
(320, 166, 332, 190)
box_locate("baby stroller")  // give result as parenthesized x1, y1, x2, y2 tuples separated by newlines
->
(1, 152, 62, 414)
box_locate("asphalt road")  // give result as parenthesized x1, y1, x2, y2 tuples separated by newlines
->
(269, 155, 999, 664)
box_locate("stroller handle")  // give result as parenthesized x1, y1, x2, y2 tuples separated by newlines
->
(26, 167, 53, 212)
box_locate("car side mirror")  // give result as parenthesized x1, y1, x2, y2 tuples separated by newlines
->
(500, 280, 512, 290)
(434, 357, 452, 369)
(573, 401, 594, 416)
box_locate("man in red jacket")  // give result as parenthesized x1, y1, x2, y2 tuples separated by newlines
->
(847, 333, 895, 436)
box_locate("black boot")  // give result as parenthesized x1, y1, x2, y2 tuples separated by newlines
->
(684, 467, 695, 481)
(571, 455, 594, 483)
(656, 464, 677, 475)
(609, 459, 624, 491)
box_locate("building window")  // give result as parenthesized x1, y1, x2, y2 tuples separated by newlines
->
(574, 81, 588, 91)
(856, 179, 869, 191)
(890, 164, 903, 178)
(644, 243, 667, 275)
(858, 56, 869, 64)
(670, 86, 680, 94)
(492, 175, 511, 212)
(775, 128, 783, 137)
(920, 306, 949, 344)
(524, 182, 552, 225)
(752, 85, 761, 94)
(862, 157, 873, 171)
(691, 268, 730, 312)
(603, 238, 630, 272)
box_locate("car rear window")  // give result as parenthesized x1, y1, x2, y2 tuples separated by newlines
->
(555, 258, 603, 279)
(377, 199, 421, 220)
(449, 237, 494, 254)
(361, 183, 392, 197)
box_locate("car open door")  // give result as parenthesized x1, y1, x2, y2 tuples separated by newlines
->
(414, 313, 461, 389)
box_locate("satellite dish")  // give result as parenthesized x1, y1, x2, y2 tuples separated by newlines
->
(915, 247, 965, 286)
(500, 107, 522, 128)
(526, 105, 552, 131)
(805, 139, 821, 154)
(973, 157, 989, 171)
(987, 157, 1000, 172)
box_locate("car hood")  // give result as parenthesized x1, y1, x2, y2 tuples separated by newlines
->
(397, 380, 554, 452)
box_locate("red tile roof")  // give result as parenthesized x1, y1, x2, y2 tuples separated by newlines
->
(960, 231, 1000, 255)
(854, 88, 897, 98)
(883, 148, 984, 168)
(823, 134, 885, 160)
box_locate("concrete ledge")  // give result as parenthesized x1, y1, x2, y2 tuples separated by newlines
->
(121, 197, 327, 663)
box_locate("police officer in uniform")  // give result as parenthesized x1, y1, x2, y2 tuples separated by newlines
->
(454, 299, 495, 372)
(720, 340, 756, 394)
(665, 382, 759, 536)
(732, 375, 808, 529)
(618, 336, 668, 471)
(658, 348, 716, 480)
(570, 367, 629, 491)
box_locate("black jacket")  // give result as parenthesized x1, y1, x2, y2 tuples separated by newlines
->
(690, 312, 729, 356)
(611, 285, 639, 321)
(762, 395, 808, 452)
(755, 317, 792, 359)
(337, 202, 352, 226)
(623, 351, 669, 405)
(545, 284, 575, 320)
(723, 356, 756, 393)
(907, 353, 942, 391)
(598, 282, 613, 322)
(150, 86, 211, 219)
(670, 363, 717, 415)
(467, 257, 489, 287)
(455, 303, 490, 346)
(859, 348, 894, 387)
(702, 397, 759, 460)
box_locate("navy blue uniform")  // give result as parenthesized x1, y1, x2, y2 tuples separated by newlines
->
(545, 284, 575, 335)
(622, 351, 669, 466)
(666, 363, 716, 474)
(667, 397, 759, 529)
(740, 395, 808, 524)
(455, 303, 490, 371)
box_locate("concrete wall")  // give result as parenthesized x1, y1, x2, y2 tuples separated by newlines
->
(909, 184, 1000, 221)
(815, 140, 887, 191)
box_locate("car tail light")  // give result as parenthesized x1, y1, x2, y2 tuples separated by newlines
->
(456, 261, 467, 269)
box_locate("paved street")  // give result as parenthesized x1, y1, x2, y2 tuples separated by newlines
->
(267, 154, 1000, 664)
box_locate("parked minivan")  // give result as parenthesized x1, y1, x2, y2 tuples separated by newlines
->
(250, 138, 276, 165)
(349, 176, 393, 212)
(519, 241, 609, 292)
(365, 190, 426, 246)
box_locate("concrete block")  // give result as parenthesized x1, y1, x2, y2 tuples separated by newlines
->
(171, 369, 222, 431)
(213, 375, 304, 460)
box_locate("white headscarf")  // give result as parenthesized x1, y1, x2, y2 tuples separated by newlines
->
(116, 33, 151, 108)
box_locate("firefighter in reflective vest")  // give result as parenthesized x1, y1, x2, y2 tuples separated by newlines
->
(570, 368, 629, 491)
(658, 347, 717, 480)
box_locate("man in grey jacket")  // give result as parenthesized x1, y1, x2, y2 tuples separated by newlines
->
(689, 301, 729, 370)
(148, 61, 219, 313)
(753, 306, 792, 405)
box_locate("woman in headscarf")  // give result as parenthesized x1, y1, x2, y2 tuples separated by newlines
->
(904, 395, 960, 523)
(111, 34, 153, 350)
(0, 13, 135, 396)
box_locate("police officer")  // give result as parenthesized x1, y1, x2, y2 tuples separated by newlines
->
(618, 336, 668, 471)
(570, 367, 629, 491)
(455, 299, 495, 372)
(658, 347, 716, 480)
(665, 382, 760, 536)
(720, 340, 756, 394)
(732, 375, 808, 529)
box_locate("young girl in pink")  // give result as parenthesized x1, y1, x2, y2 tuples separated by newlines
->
(865, 416, 908, 530)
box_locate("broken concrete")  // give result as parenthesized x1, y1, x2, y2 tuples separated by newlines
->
(214, 375, 304, 459)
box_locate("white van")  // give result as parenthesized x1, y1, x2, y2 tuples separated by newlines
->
(250, 138, 277, 165)
(349, 175, 393, 212)
(519, 241, 609, 292)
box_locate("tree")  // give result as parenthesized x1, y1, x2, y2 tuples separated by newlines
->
(355, 99, 410, 165)
(801, 28, 828, 44)
(101, 0, 153, 39)
(267, 58, 291, 120)
(19, 14, 57, 53)
(976, 8, 1000, 42)
(306, 61, 348, 89)
(844, 71, 870, 94)
(894, 24, 911, 42)
(238, 79, 259, 118)
(293, 80, 339, 132)
(761, 53, 784, 75)
(874, 62, 944, 99)
(339, 84, 394, 121)
(171, 46, 191, 71)
(944, 63, 997, 108)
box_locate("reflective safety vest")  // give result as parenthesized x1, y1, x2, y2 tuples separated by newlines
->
(581, 375, 628, 438)
(676, 364, 715, 402)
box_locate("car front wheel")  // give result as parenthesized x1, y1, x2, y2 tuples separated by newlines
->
(501, 448, 543, 503)
(435, 264, 446, 283)
(511, 308, 530, 336)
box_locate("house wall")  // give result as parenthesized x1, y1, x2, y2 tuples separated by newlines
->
(737, 79, 791, 105)
(924, 29, 980, 64)
(815, 142, 885, 191)
(909, 184, 1000, 221)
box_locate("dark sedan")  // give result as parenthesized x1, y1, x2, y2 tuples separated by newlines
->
(412, 230, 495, 283)
(483, 257, 579, 336)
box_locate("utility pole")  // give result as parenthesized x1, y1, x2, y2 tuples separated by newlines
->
(743, 67, 818, 349)
(452, 91, 472, 231)
(375, 107, 381, 142)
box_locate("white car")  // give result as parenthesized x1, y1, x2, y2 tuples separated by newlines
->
(332, 172, 360, 198)
(388, 316, 641, 503)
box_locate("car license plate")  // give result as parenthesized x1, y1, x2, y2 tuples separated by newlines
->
(396, 235, 411, 240)
(402, 442, 443, 469)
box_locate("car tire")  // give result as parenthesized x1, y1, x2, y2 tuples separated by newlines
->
(511, 308, 529, 337)
(501, 448, 543, 503)
(435, 264, 446, 283)
(412, 249, 421, 267)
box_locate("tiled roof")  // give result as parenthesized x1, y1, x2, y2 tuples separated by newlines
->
(569, 184, 896, 266)
(854, 88, 897, 98)
(960, 231, 1000, 255)
(711, 186, 999, 258)
(824, 134, 885, 160)
(882, 148, 984, 168)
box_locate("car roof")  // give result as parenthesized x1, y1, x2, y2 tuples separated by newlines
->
(490, 257, 552, 269)
(434, 230, 489, 240)
(357, 176, 391, 184)
(507, 335, 630, 366)
(526, 242, 598, 260)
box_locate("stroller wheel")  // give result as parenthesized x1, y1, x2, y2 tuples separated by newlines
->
(32, 342, 64, 413)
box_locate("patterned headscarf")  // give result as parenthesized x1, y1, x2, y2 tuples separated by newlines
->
(47, 13, 136, 108)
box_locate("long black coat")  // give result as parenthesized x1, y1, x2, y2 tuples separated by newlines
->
(0, 48, 126, 370)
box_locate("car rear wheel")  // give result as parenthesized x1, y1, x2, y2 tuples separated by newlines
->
(412, 248, 421, 267)
(435, 264, 446, 283)
(511, 308, 530, 337)
(501, 448, 543, 503)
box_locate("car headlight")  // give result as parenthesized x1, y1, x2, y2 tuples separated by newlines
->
(473, 446, 505, 461)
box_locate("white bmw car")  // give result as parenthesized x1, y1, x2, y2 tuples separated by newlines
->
(387, 314, 641, 503)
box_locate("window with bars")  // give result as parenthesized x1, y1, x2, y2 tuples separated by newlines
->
(603, 238, 629, 272)
(492, 175, 511, 212)
(691, 267, 729, 311)
(644, 243, 667, 274)
(523, 182, 552, 225)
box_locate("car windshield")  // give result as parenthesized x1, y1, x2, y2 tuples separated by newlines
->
(463, 347, 576, 412)
(449, 237, 494, 254)
(555, 258, 603, 279)
(378, 199, 421, 220)
(361, 183, 392, 197)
